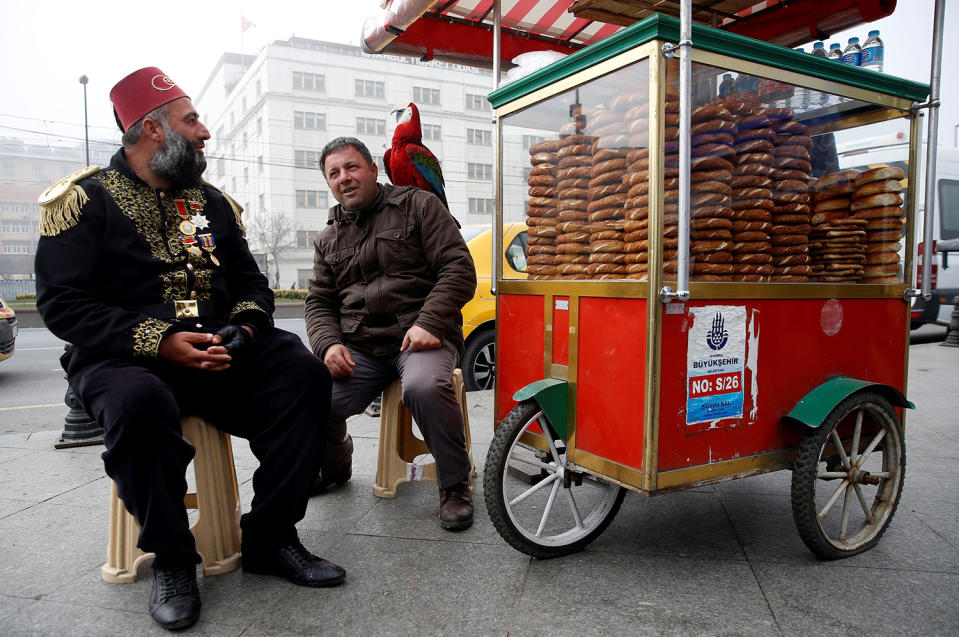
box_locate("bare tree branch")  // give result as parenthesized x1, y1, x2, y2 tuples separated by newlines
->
(247, 212, 295, 287)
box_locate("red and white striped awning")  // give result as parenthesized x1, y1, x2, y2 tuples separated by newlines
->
(361, 0, 895, 69)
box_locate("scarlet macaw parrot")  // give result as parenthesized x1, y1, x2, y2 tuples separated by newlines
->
(384, 102, 449, 210)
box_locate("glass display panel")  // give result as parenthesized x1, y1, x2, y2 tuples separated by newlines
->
(499, 53, 909, 285)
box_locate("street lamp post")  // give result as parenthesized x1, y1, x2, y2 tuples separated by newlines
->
(79, 75, 90, 166)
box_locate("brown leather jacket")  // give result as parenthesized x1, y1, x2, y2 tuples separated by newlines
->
(305, 184, 476, 358)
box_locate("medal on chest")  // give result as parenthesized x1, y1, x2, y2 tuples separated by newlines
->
(174, 198, 218, 266)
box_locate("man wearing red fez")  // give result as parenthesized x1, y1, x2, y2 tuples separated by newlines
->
(34, 67, 345, 631)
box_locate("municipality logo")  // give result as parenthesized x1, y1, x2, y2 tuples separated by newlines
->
(707, 312, 728, 350)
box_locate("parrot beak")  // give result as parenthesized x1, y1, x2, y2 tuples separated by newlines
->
(389, 104, 407, 124)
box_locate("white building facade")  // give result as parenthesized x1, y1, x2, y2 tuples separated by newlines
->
(196, 38, 499, 289)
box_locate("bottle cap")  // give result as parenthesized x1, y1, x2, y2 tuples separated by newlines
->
(868, 30, 880, 37)
(795, 47, 804, 53)
(830, 43, 841, 49)
(848, 37, 859, 44)
(814, 42, 825, 48)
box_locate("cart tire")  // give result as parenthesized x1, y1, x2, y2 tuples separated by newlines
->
(484, 400, 625, 558)
(791, 391, 905, 560)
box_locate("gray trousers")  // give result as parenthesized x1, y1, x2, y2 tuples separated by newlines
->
(324, 340, 471, 489)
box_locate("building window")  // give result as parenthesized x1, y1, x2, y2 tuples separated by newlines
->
(258, 194, 264, 212)
(523, 167, 531, 181)
(356, 118, 386, 136)
(258, 155, 263, 173)
(294, 111, 326, 130)
(412, 86, 440, 105)
(467, 129, 491, 145)
(32, 166, 44, 178)
(295, 190, 328, 208)
(523, 135, 546, 150)
(373, 155, 386, 173)
(2, 164, 14, 176)
(297, 268, 313, 289)
(355, 79, 384, 98)
(295, 230, 319, 249)
(465, 93, 490, 111)
(422, 124, 441, 141)
(468, 198, 495, 214)
(255, 79, 262, 96)
(294, 150, 321, 169)
(243, 167, 249, 183)
(256, 117, 262, 135)
(2, 242, 32, 254)
(293, 72, 324, 91)
(467, 162, 493, 180)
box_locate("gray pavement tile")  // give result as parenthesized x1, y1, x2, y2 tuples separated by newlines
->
(0, 502, 106, 598)
(45, 475, 111, 510)
(0, 447, 36, 463)
(0, 597, 244, 637)
(902, 421, 959, 460)
(907, 499, 959, 548)
(513, 551, 779, 636)
(0, 595, 34, 623)
(586, 490, 747, 560)
(717, 490, 959, 572)
(754, 561, 959, 637)
(712, 468, 792, 496)
(0, 448, 104, 502)
(244, 533, 526, 636)
(0, 498, 33, 520)
(900, 456, 959, 504)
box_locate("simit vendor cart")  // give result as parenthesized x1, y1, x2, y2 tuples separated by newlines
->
(483, 14, 932, 560)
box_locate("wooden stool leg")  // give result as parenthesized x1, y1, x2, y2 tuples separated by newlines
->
(451, 369, 477, 483)
(181, 417, 242, 577)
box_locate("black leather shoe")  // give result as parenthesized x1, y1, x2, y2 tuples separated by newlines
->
(439, 481, 474, 531)
(243, 540, 346, 588)
(149, 564, 201, 631)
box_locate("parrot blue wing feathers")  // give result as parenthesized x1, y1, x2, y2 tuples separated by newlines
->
(408, 147, 448, 209)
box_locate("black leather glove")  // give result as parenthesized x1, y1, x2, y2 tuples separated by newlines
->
(216, 324, 252, 354)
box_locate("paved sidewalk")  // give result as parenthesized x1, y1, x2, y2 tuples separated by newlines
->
(0, 343, 956, 636)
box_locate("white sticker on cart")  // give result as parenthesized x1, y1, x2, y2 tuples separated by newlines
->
(686, 305, 746, 424)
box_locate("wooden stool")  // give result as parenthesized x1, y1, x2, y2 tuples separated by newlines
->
(101, 416, 243, 583)
(373, 369, 475, 498)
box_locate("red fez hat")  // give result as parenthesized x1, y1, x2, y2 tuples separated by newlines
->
(110, 67, 189, 132)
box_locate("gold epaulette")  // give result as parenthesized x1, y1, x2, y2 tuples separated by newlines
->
(37, 165, 100, 236)
(204, 181, 246, 236)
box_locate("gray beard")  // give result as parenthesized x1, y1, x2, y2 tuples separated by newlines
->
(150, 127, 206, 188)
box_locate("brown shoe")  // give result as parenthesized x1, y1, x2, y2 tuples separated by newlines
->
(439, 481, 474, 531)
(311, 435, 353, 496)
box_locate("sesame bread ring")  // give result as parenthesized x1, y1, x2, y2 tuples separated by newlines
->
(850, 206, 905, 220)
(850, 193, 903, 211)
(772, 213, 811, 224)
(556, 231, 590, 244)
(529, 139, 562, 154)
(588, 170, 626, 189)
(735, 252, 774, 264)
(692, 143, 736, 158)
(586, 263, 628, 275)
(853, 179, 904, 199)
(729, 175, 773, 189)
(775, 157, 812, 172)
(529, 164, 556, 177)
(733, 127, 776, 143)
(772, 145, 811, 160)
(771, 223, 811, 235)
(732, 198, 774, 211)
(690, 156, 735, 172)
(733, 163, 776, 177)
(775, 179, 810, 193)
(692, 119, 737, 135)
(734, 139, 775, 154)
(557, 143, 593, 157)
(557, 188, 589, 201)
(692, 103, 734, 122)
(732, 209, 773, 221)
(610, 91, 647, 112)
(587, 208, 624, 223)
(596, 134, 631, 149)
(558, 199, 587, 212)
(770, 234, 808, 245)
(737, 114, 771, 131)
(692, 229, 733, 241)
(556, 166, 591, 179)
(556, 242, 592, 254)
(560, 134, 596, 147)
(590, 158, 628, 177)
(627, 182, 649, 198)
(691, 181, 733, 195)
(588, 183, 627, 200)
(526, 265, 559, 275)
(772, 254, 811, 266)
(818, 169, 862, 191)
(528, 225, 559, 237)
(624, 103, 650, 121)
(588, 251, 628, 263)
(689, 240, 734, 254)
(854, 165, 906, 188)
(733, 231, 770, 241)
(734, 152, 775, 166)
(528, 175, 556, 187)
(770, 192, 811, 205)
(626, 147, 650, 163)
(528, 197, 558, 208)
(558, 155, 593, 168)
(528, 186, 556, 198)
(593, 148, 630, 163)
(531, 152, 559, 165)
(557, 178, 590, 191)
(733, 187, 773, 200)
(590, 122, 626, 139)
(586, 194, 627, 213)
(732, 220, 773, 232)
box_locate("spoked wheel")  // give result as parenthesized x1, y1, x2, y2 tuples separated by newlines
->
(791, 391, 905, 559)
(484, 400, 626, 558)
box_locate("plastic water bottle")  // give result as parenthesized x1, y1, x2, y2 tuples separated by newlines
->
(791, 49, 808, 112)
(842, 37, 862, 66)
(811, 42, 828, 59)
(828, 43, 843, 61)
(862, 30, 884, 72)
(719, 73, 735, 97)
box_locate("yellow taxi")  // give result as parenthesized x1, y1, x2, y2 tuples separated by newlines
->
(0, 294, 17, 362)
(459, 223, 528, 390)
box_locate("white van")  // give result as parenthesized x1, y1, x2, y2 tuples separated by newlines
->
(837, 135, 959, 329)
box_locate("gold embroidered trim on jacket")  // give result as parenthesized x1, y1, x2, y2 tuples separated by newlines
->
(229, 300, 266, 320)
(131, 318, 172, 358)
(37, 166, 100, 236)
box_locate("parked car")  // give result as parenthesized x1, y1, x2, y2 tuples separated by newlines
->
(459, 223, 528, 391)
(0, 295, 18, 362)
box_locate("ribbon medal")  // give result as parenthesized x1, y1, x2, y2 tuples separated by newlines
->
(181, 235, 202, 257)
(198, 233, 220, 266)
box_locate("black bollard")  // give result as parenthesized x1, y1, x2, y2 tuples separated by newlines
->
(54, 344, 104, 449)
(942, 296, 959, 348)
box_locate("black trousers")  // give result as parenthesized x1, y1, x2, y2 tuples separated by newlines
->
(73, 328, 330, 565)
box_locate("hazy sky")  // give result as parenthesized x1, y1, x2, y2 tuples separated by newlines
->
(0, 0, 954, 153)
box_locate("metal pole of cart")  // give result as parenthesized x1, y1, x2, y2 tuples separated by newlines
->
(917, 0, 945, 300)
(661, 0, 692, 303)
(491, 0, 502, 294)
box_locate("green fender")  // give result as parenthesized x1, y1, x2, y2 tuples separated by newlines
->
(513, 379, 569, 441)
(783, 376, 915, 428)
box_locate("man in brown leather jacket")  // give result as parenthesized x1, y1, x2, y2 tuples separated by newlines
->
(305, 137, 477, 530)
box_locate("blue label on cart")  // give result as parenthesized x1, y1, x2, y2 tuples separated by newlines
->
(686, 306, 746, 424)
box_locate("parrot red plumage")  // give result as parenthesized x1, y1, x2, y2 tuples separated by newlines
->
(384, 102, 449, 209)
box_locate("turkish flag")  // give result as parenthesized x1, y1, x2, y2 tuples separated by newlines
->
(241, 16, 255, 32)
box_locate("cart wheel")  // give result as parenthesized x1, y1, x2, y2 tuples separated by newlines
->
(791, 391, 905, 559)
(484, 400, 625, 558)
